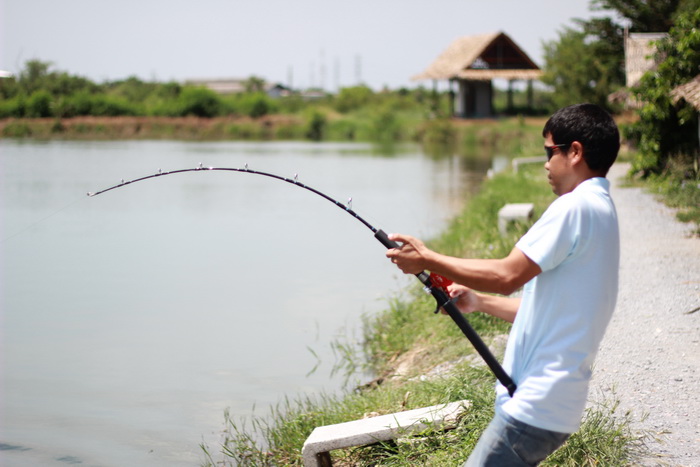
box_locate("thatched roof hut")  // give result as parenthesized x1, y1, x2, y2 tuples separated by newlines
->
(671, 74, 700, 148)
(671, 74, 700, 111)
(413, 32, 542, 117)
(413, 32, 541, 81)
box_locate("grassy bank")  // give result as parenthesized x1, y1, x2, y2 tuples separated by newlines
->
(0, 115, 551, 187)
(202, 163, 644, 466)
(0, 115, 308, 140)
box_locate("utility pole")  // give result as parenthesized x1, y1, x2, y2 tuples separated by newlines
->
(354, 55, 362, 85)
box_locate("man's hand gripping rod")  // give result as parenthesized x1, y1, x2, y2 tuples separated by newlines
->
(375, 230, 517, 397)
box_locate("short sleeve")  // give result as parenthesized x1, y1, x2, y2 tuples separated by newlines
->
(515, 196, 580, 272)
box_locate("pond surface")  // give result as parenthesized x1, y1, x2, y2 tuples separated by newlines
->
(0, 140, 487, 466)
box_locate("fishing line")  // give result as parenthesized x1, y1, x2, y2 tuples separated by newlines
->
(88, 163, 517, 396)
(1, 197, 85, 244)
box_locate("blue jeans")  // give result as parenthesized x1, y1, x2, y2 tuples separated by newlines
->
(464, 410, 570, 466)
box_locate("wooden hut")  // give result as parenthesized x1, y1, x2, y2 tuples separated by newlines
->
(671, 74, 700, 154)
(412, 32, 543, 118)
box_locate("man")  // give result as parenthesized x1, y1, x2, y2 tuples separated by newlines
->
(386, 103, 620, 466)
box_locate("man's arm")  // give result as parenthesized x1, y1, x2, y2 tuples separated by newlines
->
(386, 233, 541, 295)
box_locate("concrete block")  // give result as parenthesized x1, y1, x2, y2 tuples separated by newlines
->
(512, 156, 547, 173)
(301, 400, 470, 467)
(498, 203, 534, 236)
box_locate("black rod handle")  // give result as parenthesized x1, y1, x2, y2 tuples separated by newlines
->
(429, 287, 517, 397)
(374, 229, 400, 249)
(374, 229, 516, 397)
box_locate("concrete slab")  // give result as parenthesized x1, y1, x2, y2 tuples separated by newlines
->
(301, 400, 470, 467)
(498, 202, 534, 235)
(512, 156, 546, 173)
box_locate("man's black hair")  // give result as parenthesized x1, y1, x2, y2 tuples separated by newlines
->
(542, 103, 620, 175)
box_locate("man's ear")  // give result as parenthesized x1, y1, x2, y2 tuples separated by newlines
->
(569, 141, 585, 166)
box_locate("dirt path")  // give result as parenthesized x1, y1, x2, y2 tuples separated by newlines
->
(589, 163, 700, 466)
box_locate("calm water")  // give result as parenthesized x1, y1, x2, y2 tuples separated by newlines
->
(0, 140, 486, 466)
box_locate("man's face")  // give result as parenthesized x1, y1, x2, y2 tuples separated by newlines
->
(544, 133, 575, 196)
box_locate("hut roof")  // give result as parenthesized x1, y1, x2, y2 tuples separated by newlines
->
(671, 74, 700, 111)
(412, 32, 542, 81)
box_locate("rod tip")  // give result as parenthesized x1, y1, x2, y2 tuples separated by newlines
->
(86, 192, 95, 197)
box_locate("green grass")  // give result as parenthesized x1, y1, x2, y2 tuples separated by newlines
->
(543, 399, 648, 466)
(201, 161, 645, 466)
(624, 154, 700, 236)
(645, 172, 700, 235)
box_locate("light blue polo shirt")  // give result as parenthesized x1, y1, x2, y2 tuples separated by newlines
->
(495, 177, 620, 434)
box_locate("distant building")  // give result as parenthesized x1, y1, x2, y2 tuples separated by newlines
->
(624, 32, 668, 88)
(185, 78, 293, 97)
(185, 78, 247, 94)
(608, 31, 669, 109)
(266, 83, 293, 98)
(298, 89, 326, 100)
(412, 31, 543, 118)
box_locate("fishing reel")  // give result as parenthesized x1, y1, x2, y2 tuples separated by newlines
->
(427, 272, 458, 314)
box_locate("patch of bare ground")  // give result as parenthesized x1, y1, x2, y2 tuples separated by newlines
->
(364, 334, 509, 390)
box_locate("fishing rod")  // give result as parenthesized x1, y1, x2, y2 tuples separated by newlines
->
(88, 164, 517, 397)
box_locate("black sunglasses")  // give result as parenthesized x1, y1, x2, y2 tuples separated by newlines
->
(544, 143, 570, 161)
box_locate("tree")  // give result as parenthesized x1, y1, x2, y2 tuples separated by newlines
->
(628, 7, 700, 175)
(106, 76, 158, 103)
(541, 0, 695, 111)
(18, 60, 52, 95)
(243, 76, 266, 93)
(334, 85, 373, 113)
(25, 90, 53, 117)
(177, 87, 223, 117)
(15, 60, 98, 97)
(541, 23, 624, 109)
(590, 0, 687, 32)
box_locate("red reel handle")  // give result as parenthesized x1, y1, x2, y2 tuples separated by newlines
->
(429, 272, 453, 291)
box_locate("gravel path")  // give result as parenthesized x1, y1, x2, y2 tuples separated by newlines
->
(589, 163, 700, 466)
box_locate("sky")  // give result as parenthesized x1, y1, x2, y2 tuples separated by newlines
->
(1, 0, 612, 91)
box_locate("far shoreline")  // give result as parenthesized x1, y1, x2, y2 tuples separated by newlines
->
(0, 115, 308, 141)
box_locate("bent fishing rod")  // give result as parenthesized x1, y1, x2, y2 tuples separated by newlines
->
(88, 164, 517, 397)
